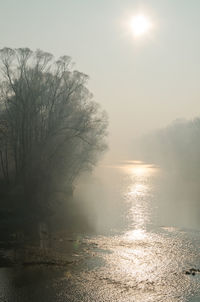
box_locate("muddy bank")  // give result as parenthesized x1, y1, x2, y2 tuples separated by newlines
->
(0, 233, 90, 268)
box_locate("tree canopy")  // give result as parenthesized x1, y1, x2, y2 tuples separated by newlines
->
(0, 47, 108, 221)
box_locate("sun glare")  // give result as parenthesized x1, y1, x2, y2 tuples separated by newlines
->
(130, 14, 152, 37)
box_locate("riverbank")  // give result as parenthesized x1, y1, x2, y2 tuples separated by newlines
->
(0, 232, 89, 268)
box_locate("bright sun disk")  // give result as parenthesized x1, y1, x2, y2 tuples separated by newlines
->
(130, 14, 152, 37)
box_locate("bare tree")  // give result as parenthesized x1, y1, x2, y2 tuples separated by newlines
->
(0, 47, 108, 221)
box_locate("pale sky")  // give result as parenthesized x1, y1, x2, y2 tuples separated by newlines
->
(1, 0, 200, 161)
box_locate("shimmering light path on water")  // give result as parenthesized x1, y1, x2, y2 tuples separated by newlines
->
(1, 161, 200, 302)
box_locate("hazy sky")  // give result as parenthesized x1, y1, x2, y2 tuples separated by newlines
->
(1, 0, 200, 161)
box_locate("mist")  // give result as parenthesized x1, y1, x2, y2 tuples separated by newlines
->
(71, 116, 200, 233)
(130, 117, 200, 230)
(73, 166, 129, 234)
(1, 1, 200, 301)
(133, 118, 200, 175)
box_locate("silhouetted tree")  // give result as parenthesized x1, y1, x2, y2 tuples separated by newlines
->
(0, 47, 108, 223)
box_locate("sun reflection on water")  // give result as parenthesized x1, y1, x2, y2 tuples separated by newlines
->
(125, 229, 147, 241)
(76, 161, 200, 302)
(122, 161, 159, 233)
(128, 183, 147, 196)
(120, 160, 158, 176)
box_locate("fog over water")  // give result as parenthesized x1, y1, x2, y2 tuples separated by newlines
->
(3, 160, 200, 302)
(1, 1, 200, 301)
(75, 154, 200, 233)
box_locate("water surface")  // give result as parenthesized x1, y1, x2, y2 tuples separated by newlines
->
(1, 161, 200, 302)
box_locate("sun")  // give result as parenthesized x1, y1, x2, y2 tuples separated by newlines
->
(130, 14, 152, 37)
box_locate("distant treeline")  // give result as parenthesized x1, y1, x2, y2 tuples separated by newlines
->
(0, 48, 108, 225)
(134, 118, 200, 178)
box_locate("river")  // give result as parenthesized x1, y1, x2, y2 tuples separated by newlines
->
(1, 161, 200, 302)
